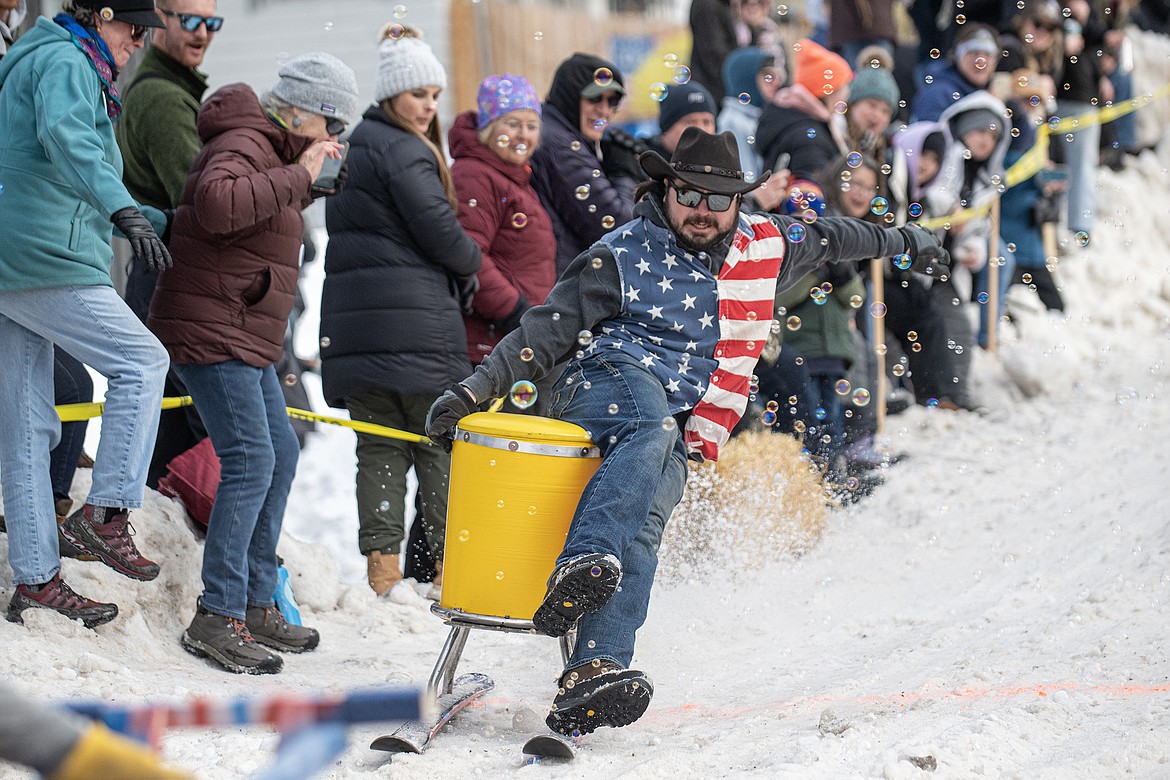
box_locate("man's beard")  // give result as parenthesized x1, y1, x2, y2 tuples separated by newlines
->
(669, 212, 734, 253)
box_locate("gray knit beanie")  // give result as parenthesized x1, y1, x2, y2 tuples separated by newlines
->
(374, 25, 447, 102)
(272, 52, 360, 125)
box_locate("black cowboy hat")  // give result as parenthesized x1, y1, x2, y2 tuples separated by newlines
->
(638, 127, 771, 195)
(76, 0, 166, 28)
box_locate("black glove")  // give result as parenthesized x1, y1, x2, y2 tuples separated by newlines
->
(112, 207, 172, 272)
(494, 293, 529, 336)
(898, 224, 951, 279)
(454, 274, 479, 315)
(425, 384, 478, 451)
(601, 128, 648, 184)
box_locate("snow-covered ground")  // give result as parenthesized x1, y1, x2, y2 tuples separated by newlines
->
(3, 144, 1170, 778)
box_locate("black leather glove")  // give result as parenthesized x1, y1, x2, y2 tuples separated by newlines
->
(898, 224, 951, 279)
(601, 128, 648, 184)
(425, 384, 478, 451)
(455, 274, 479, 315)
(494, 293, 528, 335)
(112, 207, 172, 272)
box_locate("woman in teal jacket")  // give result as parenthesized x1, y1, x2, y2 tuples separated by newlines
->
(0, 0, 172, 629)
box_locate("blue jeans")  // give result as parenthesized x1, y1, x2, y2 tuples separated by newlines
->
(51, 347, 93, 501)
(1055, 100, 1101, 235)
(0, 286, 168, 586)
(174, 361, 299, 619)
(547, 352, 688, 671)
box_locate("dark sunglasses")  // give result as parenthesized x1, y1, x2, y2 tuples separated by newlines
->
(585, 93, 622, 108)
(130, 23, 149, 42)
(670, 183, 736, 213)
(159, 8, 225, 32)
(325, 118, 346, 136)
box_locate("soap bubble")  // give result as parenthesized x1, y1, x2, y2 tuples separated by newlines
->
(672, 65, 692, 85)
(593, 67, 613, 87)
(786, 223, 806, 243)
(893, 253, 912, 270)
(509, 380, 538, 409)
(649, 82, 668, 102)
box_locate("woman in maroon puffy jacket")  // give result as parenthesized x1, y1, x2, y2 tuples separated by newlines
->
(449, 74, 557, 391)
(150, 53, 358, 675)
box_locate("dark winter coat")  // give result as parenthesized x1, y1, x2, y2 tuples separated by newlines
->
(149, 83, 314, 367)
(320, 104, 482, 407)
(448, 110, 556, 365)
(529, 103, 633, 277)
(689, 0, 738, 103)
(828, 0, 897, 50)
(755, 103, 840, 182)
(910, 60, 984, 122)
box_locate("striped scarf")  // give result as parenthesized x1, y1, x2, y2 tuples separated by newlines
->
(683, 215, 785, 461)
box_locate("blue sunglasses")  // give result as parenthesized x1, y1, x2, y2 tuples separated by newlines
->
(159, 8, 224, 32)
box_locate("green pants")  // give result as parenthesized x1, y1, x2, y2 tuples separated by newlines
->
(348, 391, 450, 560)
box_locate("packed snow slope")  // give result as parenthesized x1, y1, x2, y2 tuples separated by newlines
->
(2, 147, 1170, 780)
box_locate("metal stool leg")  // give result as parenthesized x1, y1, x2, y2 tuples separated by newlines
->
(426, 624, 471, 697)
(558, 629, 577, 667)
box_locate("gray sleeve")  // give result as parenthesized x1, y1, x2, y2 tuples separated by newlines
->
(767, 214, 906, 292)
(462, 246, 624, 403)
(0, 683, 86, 775)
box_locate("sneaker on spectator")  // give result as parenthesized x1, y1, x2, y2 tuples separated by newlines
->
(6, 574, 118, 628)
(55, 498, 97, 561)
(59, 504, 160, 581)
(245, 605, 319, 653)
(182, 603, 283, 674)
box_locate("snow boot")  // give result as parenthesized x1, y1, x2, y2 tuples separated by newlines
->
(532, 553, 622, 637)
(7, 574, 118, 628)
(55, 498, 98, 561)
(59, 504, 160, 580)
(182, 603, 283, 675)
(367, 550, 402, 596)
(546, 660, 653, 736)
(245, 605, 319, 653)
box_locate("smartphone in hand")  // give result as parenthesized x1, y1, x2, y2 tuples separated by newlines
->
(312, 141, 349, 196)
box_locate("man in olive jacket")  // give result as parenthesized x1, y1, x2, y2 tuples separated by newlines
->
(116, 0, 221, 486)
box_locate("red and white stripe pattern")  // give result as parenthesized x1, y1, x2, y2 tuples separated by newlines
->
(684, 215, 785, 461)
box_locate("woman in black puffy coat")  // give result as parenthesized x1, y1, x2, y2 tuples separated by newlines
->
(529, 53, 634, 276)
(320, 25, 481, 597)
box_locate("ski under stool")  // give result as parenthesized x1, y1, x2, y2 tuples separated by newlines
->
(370, 412, 601, 757)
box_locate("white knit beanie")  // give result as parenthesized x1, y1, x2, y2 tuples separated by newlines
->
(374, 25, 447, 102)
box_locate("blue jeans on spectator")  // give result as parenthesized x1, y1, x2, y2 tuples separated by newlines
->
(174, 361, 299, 620)
(1055, 100, 1101, 235)
(51, 347, 93, 503)
(0, 286, 167, 586)
(547, 351, 688, 671)
(1109, 68, 1138, 152)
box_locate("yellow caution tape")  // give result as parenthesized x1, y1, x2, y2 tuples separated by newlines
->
(913, 83, 1170, 232)
(56, 395, 194, 423)
(284, 407, 431, 444)
(56, 395, 433, 445)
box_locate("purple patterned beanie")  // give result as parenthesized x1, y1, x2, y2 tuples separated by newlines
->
(476, 74, 542, 129)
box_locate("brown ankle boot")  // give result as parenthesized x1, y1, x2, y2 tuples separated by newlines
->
(432, 559, 443, 588)
(367, 551, 402, 596)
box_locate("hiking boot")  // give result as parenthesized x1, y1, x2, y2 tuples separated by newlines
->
(245, 605, 319, 653)
(532, 553, 622, 638)
(547, 660, 653, 736)
(182, 604, 283, 675)
(367, 550, 402, 596)
(55, 498, 98, 561)
(7, 574, 118, 628)
(59, 504, 160, 581)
